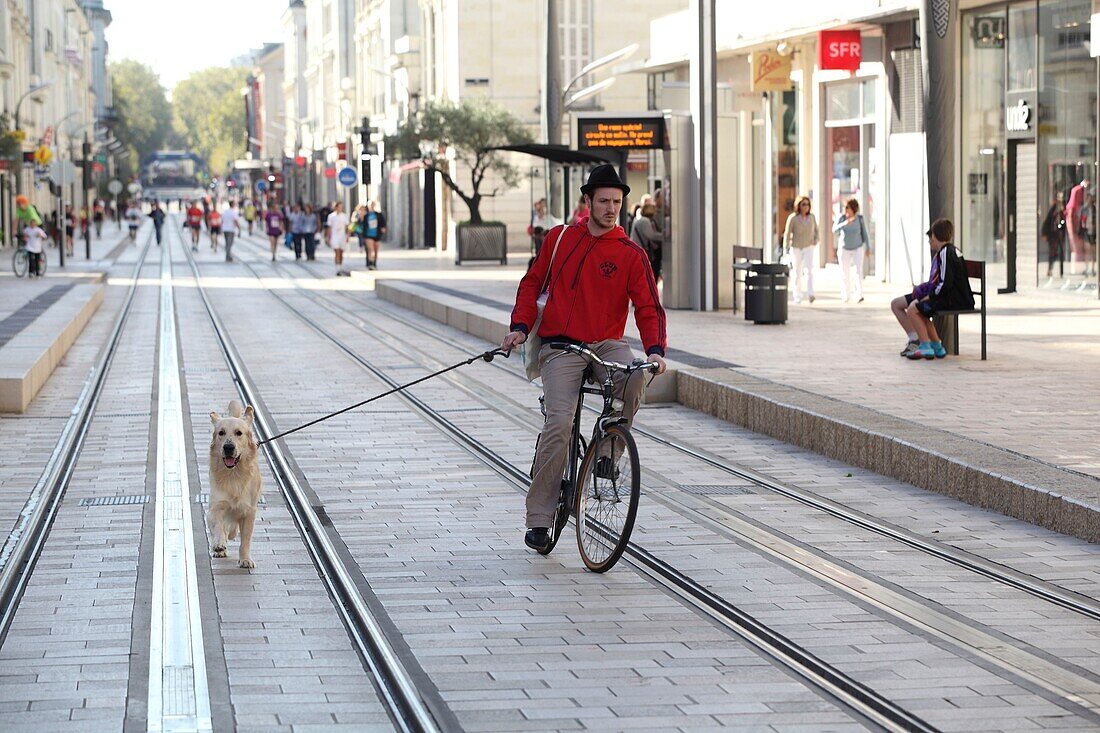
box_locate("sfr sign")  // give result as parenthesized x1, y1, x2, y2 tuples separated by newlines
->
(819, 30, 862, 71)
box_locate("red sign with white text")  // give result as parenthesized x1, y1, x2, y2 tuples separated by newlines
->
(819, 30, 862, 71)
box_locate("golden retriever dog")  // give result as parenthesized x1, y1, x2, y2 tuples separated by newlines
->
(207, 400, 262, 568)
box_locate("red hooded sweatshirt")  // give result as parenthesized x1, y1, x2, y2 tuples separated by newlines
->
(510, 219, 667, 356)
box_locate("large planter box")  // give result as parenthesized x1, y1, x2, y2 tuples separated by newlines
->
(456, 222, 507, 265)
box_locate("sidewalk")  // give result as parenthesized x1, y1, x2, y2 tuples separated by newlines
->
(355, 242, 1100, 541)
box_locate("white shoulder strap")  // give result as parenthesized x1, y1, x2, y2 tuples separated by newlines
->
(540, 225, 568, 293)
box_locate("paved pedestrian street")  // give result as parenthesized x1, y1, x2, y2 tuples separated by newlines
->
(0, 220, 1097, 732)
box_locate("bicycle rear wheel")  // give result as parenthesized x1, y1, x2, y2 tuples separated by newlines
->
(575, 424, 640, 573)
(12, 250, 27, 277)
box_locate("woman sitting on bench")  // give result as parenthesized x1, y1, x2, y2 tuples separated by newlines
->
(890, 218, 974, 360)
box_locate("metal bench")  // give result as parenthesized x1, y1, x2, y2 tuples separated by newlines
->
(731, 245, 764, 312)
(934, 259, 987, 361)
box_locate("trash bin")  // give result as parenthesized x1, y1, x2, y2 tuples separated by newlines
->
(744, 263, 789, 324)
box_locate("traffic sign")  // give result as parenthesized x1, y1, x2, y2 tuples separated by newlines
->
(337, 167, 357, 187)
(107, 179, 123, 195)
(127, 181, 141, 194)
(255, 179, 267, 193)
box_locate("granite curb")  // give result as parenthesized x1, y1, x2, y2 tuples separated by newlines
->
(376, 279, 1100, 544)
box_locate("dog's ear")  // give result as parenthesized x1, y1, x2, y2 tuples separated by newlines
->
(210, 411, 221, 425)
(244, 405, 255, 426)
(228, 400, 243, 418)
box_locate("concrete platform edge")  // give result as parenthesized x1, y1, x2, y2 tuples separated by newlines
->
(376, 278, 1100, 545)
(0, 283, 105, 413)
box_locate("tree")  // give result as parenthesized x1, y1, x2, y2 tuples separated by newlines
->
(390, 98, 533, 224)
(172, 67, 250, 175)
(109, 60, 173, 178)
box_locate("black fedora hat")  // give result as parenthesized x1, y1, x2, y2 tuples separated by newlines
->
(581, 164, 630, 196)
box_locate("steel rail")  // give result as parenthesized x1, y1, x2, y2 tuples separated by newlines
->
(227, 248, 938, 733)
(258, 261, 1100, 719)
(259, 248, 1099, 625)
(0, 229, 155, 644)
(178, 221, 444, 733)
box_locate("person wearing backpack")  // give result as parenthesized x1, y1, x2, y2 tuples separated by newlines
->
(832, 198, 871, 303)
(890, 218, 974, 360)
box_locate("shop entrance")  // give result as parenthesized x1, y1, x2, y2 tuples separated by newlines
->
(1002, 139, 1037, 293)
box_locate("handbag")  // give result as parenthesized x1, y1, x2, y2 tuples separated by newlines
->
(523, 225, 567, 382)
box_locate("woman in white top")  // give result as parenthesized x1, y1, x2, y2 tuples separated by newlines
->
(326, 201, 350, 273)
(783, 196, 819, 304)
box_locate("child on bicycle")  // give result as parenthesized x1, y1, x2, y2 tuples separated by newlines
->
(23, 222, 47, 278)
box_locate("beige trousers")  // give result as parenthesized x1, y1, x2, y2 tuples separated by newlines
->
(527, 339, 646, 528)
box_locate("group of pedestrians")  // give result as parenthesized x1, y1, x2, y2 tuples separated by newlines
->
(780, 196, 871, 305)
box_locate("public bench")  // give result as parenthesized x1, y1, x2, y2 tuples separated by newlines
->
(731, 245, 764, 312)
(934, 259, 987, 361)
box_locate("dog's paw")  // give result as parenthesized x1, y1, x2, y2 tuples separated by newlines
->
(238, 557, 255, 569)
(212, 544, 227, 558)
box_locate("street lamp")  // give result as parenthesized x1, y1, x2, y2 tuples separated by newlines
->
(560, 43, 638, 101)
(13, 81, 54, 195)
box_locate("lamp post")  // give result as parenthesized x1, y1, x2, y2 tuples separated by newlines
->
(13, 81, 54, 196)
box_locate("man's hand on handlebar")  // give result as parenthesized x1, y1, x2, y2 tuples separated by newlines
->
(501, 330, 527, 353)
(646, 354, 667, 375)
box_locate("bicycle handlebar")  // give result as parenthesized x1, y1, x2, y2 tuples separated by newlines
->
(550, 342, 659, 374)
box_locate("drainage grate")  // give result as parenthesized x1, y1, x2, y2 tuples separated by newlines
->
(195, 493, 267, 505)
(80, 495, 149, 506)
(679, 484, 755, 496)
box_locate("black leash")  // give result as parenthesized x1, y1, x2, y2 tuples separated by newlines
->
(257, 348, 509, 446)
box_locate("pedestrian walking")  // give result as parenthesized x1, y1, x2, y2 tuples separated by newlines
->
(832, 198, 871, 303)
(500, 164, 667, 551)
(243, 199, 257, 236)
(629, 203, 661, 281)
(63, 204, 76, 256)
(289, 203, 307, 260)
(1041, 195, 1066, 282)
(783, 196, 819, 304)
(889, 218, 973, 360)
(125, 201, 142, 242)
(264, 205, 284, 261)
(208, 206, 223, 252)
(78, 206, 89, 250)
(363, 200, 387, 270)
(326, 201, 349, 273)
(93, 199, 104, 238)
(150, 200, 166, 246)
(302, 204, 319, 260)
(220, 200, 241, 261)
(22, 220, 47, 277)
(185, 200, 204, 251)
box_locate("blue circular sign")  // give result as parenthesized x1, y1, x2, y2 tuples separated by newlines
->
(255, 179, 268, 193)
(337, 166, 358, 187)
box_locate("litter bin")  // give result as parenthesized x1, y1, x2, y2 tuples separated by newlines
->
(744, 263, 789, 324)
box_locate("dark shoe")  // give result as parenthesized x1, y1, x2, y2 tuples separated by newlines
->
(524, 528, 550, 551)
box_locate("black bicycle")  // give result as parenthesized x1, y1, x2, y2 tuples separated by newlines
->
(535, 343, 658, 572)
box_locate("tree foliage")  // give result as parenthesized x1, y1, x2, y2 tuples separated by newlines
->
(109, 60, 173, 179)
(172, 67, 250, 176)
(390, 98, 533, 223)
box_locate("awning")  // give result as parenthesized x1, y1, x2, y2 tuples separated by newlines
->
(488, 144, 614, 166)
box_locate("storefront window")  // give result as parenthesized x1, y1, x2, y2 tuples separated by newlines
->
(772, 86, 799, 257)
(961, 8, 1008, 279)
(824, 80, 878, 267)
(1038, 0, 1096, 286)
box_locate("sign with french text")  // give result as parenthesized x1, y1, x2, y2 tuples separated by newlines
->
(578, 117, 665, 150)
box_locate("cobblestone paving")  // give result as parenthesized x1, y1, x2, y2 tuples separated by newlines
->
(0, 244, 158, 731)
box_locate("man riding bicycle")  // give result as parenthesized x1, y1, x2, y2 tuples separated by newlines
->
(501, 165, 667, 552)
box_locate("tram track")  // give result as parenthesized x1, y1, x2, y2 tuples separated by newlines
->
(0, 227, 155, 644)
(219, 238, 945, 733)
(247, 237, 1100, 624)
(177, 219, 451, 733)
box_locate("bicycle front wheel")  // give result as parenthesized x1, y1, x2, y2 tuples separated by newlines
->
(12, 249, 27, 277)
(575, 423, 640, 573)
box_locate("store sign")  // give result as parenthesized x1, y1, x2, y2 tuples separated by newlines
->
(818, 30, 862, 71)
(751, 51, 792, 92)
(971, 16, 1005, 48)
(578, 117, 665, 150)
(1005, 94, 1035, 138)
(1092, 14, 1100, 57)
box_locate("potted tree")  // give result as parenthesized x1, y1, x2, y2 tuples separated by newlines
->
(391, 98, 532, 264)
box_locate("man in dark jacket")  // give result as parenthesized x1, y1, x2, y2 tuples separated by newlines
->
(501, 165, 667, 551)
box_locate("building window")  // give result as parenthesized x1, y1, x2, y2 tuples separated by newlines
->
(45, 29, 54, 53)
(560, 0, 593, 94)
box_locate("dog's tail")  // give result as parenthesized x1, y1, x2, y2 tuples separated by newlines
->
(227, 400, 244, 418)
